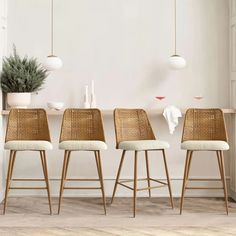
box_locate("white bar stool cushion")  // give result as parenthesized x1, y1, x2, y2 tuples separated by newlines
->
(4, 140, 53, 151)
(59, 140, 107, 151)
(118, 140, 170, 151)
(181, 140, 229, 151)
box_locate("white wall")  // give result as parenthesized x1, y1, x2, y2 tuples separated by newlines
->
(229, 0, 236, 200)
(5, 0, 230, 197)
(0, 0, 7, 201)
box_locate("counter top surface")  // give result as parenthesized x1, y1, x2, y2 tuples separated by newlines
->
(1, 108, 236, 116)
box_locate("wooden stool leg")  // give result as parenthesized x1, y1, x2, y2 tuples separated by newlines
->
(40, 151, 52, 215)
(162, 149, 174, 209)
(133, 151, 138, 218)
(64, 151, 71, 179)
(111, 150, 126, 204)
(95, 151, 106, 215)
(9, 151, 16, 180)
(180, 150, 191, 215)
(3, 150, 16, 214)
(219, 151, 229, 215)
(186, 151, 193, 180)
(58, 150, 69, 214)
(216, 151, 223, 181)
(145, 151, 151, 198)
(40, 151, 46, 177)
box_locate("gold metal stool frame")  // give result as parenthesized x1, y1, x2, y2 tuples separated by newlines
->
(111, 149, 174, 217)
(3, 109, 52, 215)
(180, 109, 229, 215)
(111, 109, 174, 217)
(57, 109, 106, 215)
(58, 149, 106, 215)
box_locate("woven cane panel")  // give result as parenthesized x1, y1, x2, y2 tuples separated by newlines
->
(114, 109, 155, 148)
(182, 109, 227, 142)
(60, 109, 105, 142)
(5, 109, 51, 142)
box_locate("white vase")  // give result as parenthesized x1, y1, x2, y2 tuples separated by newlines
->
(84, 96, 90, 108)
(83, 85, 90, 108)
(7, 92, 31, 108)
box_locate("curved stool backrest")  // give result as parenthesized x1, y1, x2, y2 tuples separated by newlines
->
(5, 108, 51, 142)
(60, 108, 105, 142)
(114, 109, 155, 148)
(182, 108, 227, 142)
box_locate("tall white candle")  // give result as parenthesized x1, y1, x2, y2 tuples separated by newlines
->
(85, 85, 88, 98)
(84, 85, 90, 108)
(91, 80, 94, 95)
(90, 80, 96, 108)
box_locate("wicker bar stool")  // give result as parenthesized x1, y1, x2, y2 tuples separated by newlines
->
(58, 109, 107, 214)
(180, 108, 229, 214)
(3, 109, 52, 214)
(111, 109, 174, 217)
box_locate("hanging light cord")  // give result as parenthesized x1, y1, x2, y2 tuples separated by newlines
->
(174, 0, 177, 55)
(51, 0, 54, 55)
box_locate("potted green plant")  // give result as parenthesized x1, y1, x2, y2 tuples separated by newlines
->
(0, 46, 48, 108)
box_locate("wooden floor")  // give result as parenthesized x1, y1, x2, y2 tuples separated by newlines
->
(0, 197, 236, 235)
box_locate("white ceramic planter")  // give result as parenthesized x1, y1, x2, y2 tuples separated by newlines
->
(7, 93, 31, 108)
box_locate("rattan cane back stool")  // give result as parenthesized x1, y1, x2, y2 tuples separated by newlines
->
(180, 108, 229, 214)
(58, 108, 107, 214)
(111, 108, 174, 217)
(4, 109, 52, 214)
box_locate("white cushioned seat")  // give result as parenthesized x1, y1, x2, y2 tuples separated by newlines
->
(181, 140, 229, 151)
(59, 140, 107, 151)
(118, 140, 170, 151)
(4, 140, 53, 151)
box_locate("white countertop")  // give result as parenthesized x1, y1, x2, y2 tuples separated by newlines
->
(1, 108, 236, 116)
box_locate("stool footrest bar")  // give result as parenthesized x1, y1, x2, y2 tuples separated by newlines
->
(149, 178, 168, 185)
(119, 178, 168, 185)
(64, 187, 101, 190)
(11, 178, 45, 182)
(9, 187, 47, 190)
(185, 187, 224, 190)
(137, 185, 167, 191)
(188, 178, 222, 182)
(118, 182, 134, 190)
(65, 178, 100, 182)
(119, 178, 149, 184)
(117, 181, 168, 192)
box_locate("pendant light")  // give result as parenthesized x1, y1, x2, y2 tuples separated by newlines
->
(169, 0, 186, 69)
(44, 0, 63, 71)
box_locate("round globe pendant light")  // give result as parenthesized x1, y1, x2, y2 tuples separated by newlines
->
(169, 0, 186, 70)
(44, 0, 63, 71)
(169, 55, 186, 69)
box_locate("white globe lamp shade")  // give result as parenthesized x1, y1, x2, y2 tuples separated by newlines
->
(44, 55, 63, 71)
(169, 55, 186, 69)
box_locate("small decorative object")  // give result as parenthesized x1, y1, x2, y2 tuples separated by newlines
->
(0, 46, 48, 108)
(47, 101, 64, 110)
(193, 94, 203, 108)
(83, 85, 90, 108)
(155, 96, 166, 101)
(44, 0, 63, 71)
(194, 95, 203, 100)
(169, 0, 186, 69)
(90, 80, 96, 108)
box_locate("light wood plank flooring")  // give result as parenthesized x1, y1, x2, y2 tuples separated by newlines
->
(0, 197, 236, 235)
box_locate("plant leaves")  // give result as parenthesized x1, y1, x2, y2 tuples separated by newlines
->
(0, 46, 48, 93)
